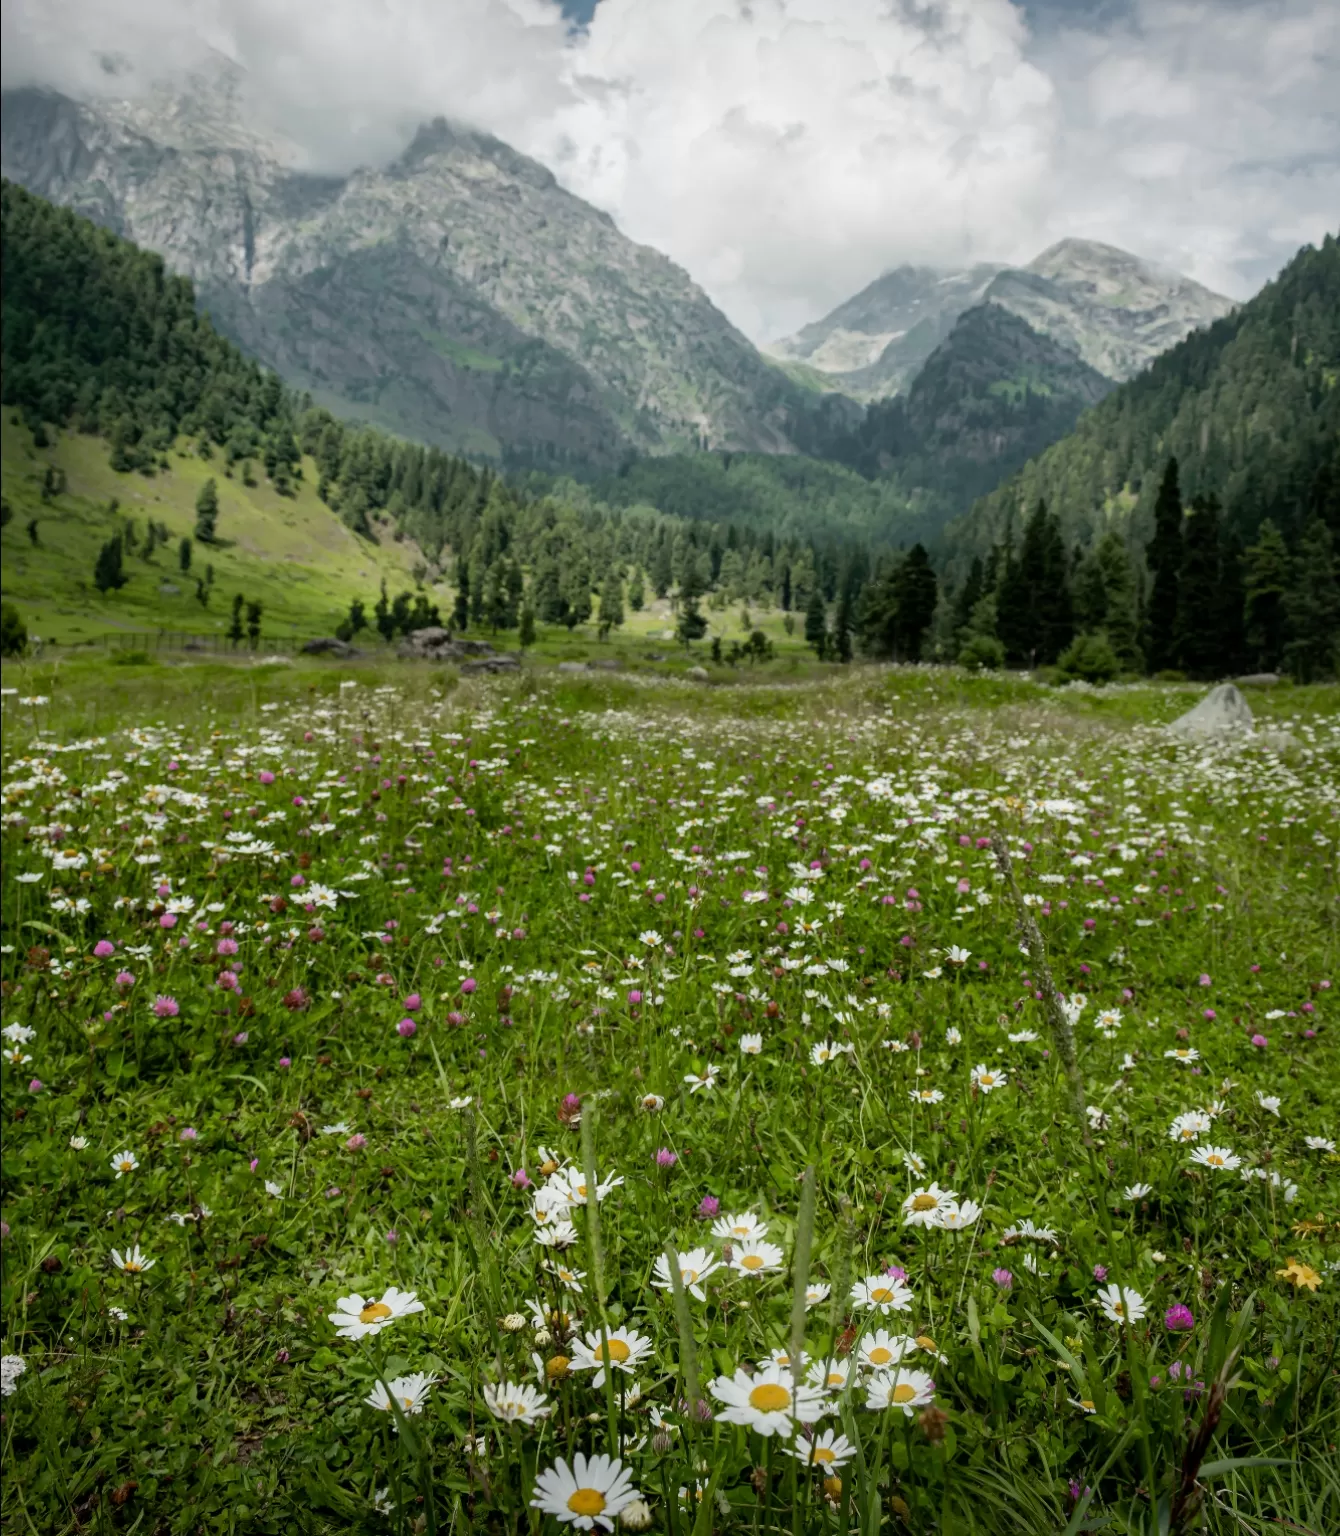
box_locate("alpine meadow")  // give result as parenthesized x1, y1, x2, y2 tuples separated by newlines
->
(1, 14, 1339, 1536)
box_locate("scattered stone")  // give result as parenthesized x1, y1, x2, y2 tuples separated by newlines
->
(1167, 683, 1254, 739)
(1235, 673, 1282, 687)
(461, 653, 521, 674)
(646, 653, 666, 662)
(557, 661, 589, 673)
(397, 627, 495, 661)
(301, 637, 359, 658)
(686, 666, 710, 682)
(591, 658, 623, 671)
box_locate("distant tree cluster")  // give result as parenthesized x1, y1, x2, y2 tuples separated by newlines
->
(944, 463, 1338, 682)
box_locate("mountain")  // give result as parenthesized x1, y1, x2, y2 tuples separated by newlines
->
(0, 72, 852, 471)
(982, 239, 1238, 383)
(944, 234, 1340, 572)
(769, 238, 1234, 401)
(827, 301, 1115, 506)
(765, 263, 1004, 399)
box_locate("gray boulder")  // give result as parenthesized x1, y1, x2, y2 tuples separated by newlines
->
(302, 636, 359, 657)
(686, 666, 710, 682)
(1167, 683, 1254, 738)
(461, 653, 521, 674)
(398, 627, 496, 661)
(557, 661, 589, 673)
(1234, 673, 1282, 688)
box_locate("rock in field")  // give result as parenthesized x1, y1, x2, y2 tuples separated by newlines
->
(1167, 684, 1254, 738)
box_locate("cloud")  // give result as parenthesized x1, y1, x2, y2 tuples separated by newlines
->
(3, 0, 1336, 341)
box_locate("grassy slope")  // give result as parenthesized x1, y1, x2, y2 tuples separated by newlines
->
(0, 419, 442, 644)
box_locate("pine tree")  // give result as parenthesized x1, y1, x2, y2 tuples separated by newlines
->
(598, 569, 625, 640)
(376, 583, 395, 641)
(93, 533, 127, 592)
(951, 556, 984, 644)
(452, 565, 470, 631)
(227, 593, 245, 645)
(627, 567, 645, 611)
(1093, 532, 1143, 671)
(1174, 496, 1224, 679)
(1217, 533, 1248, 676)
(178, 536, 192, 573)
(1283, 520, 1340, 681)
(1145, 457, 1182, 671)
(832, 589, 853, 663)
(890, 544, 940, 662)
(519, 603, 536, 649)
(804, 586, 828, 658)
(1243, 519, 1291, 671)
(245, 600, 262, 648)
(194, 477, 219, 542)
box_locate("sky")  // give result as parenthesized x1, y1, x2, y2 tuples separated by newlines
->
(3, 0, 1337, 343)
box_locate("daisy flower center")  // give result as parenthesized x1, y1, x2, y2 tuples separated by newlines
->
(118, 1160, 134, 1171)
(360, 1302, 393, 1323)
(400, 1396, 414, 1410)
(868, 1346, 892, 1365)
(1112, 1302, 1126, 1317)
(124, 1261, 143, 1273)
(870, 1286, 895, 1301)
(741, 1254, 764, 1270)
(892, 1383, 916, 1404)
(546, 1355, 571, 1379)
(912, 1194, 939, 1211)
(600, 1338, 631, 1362)
(1206, 1154, 1225, 1166)
(814, 1447, 836, 1463)
(567, 1489, 606, 1517)
(916, 1336, 936, 1351)
(683, 1268, 698, 1283)
(749, 1383, 791, 1413)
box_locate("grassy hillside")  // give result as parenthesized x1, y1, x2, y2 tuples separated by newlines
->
(0, 418, 437, 644)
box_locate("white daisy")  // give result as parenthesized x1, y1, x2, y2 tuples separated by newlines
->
(1096, 1283, 1147, 1324)
(712, 1211, 768, 1242)
(970, 1063, 1007, 1092)
(569, 1328, 653, 1388)
(365, 1372, 435, 1421)
(327, 1286, 425, 1339)
(109, 1150, 139, 1178)
(708, 1363, 828, 1435)
(651, 1248, 721, 1303)
(484, 1379, 551, 1425)
(786, 1428, 856, 1468)
(857, 1329, 916, 1371)
(1190, 1145, 1241, 1172)
(739, 1033, 763, 1055)
(110, 1245, 155, 1274)
(902, 1184, 957, 1227)
(727, 1239, 785, 1278)
(531, 1452, 640, 1531)
(850, 1276, 914, 1316)
(865, 1368, 936, 1415)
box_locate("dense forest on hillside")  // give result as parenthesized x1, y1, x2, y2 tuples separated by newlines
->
(827, 302, 1115, 504)
(950, 235, 1340, 563)
(0, 180, 938, 661)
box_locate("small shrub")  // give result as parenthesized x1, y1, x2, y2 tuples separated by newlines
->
(1057, 631, 1120, 685)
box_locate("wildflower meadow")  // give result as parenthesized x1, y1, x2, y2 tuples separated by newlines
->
(1, 661, 1336, 1535)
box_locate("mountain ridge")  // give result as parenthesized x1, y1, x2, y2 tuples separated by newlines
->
(769, 238, 1236, 400)
(1, 79, 852, 470)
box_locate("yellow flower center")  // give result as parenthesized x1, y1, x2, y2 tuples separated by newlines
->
(546, 1355, 571, 1380)
(567, 1489, 606, 1518)
(814, 1446, 836, 1463)
(868, 1346, 892, 1365)
(360, 1302, 393, 1324)
(540, 1160, 559, 1176)
(118, 1160, 134, 1171)
(575, 1183, 588, 1198)
(823, 1476, 843, 1500)
(741, 1254, 764, 1270)
(870, 1286, 894, 1302)
(600, 1338, 631, 1363)
(826, 1371, 845, 1387)
(683, 1268, 698, 1283)
(124, 1261, 143, 1273)
(401, 1396, 414, 1410)
(1112, 1302, 1125, 1317)
(892, 1383, 916, 1404)
(1206, 1154, 1225, 1166)
(731, 1225, 750, 1237)
(1080, 1399, 1095, 1411)
(912, 1194, 938, 1211)
(749, 1383, 791, 1413)
(916, 1336, 936, 1352)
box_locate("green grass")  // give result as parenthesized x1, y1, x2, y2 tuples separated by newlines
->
(1, 661, 1336, 1533)
(0, 419, 437, 644)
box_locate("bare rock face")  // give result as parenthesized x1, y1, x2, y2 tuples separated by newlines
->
(1168, 684, 1254, 738)
(1, 69, 831, 467)
(460, 653, 520, 674)
(301, 637, 359, 657)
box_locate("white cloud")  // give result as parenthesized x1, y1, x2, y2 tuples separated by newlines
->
(3, 0, 1336, 341)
